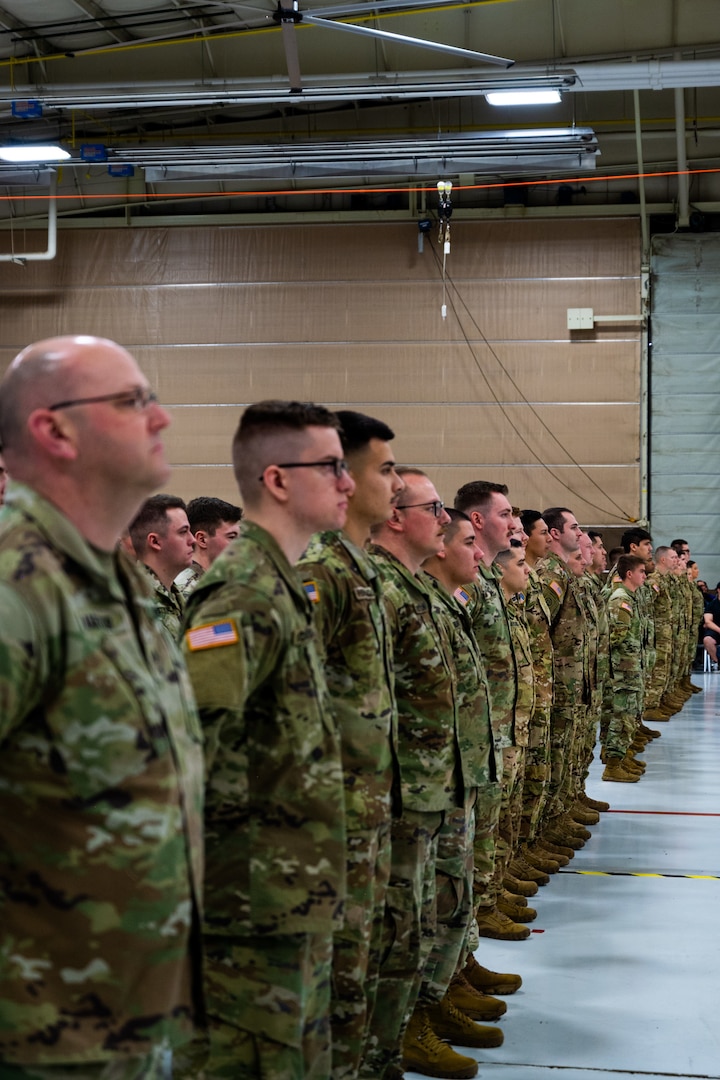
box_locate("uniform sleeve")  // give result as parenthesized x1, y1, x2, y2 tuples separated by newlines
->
(299, 561, 349, 653)
(0, 583, 48, 743)
(182, 586, 281, 773)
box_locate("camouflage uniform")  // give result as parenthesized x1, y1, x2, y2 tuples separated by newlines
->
(536, 553, 588, 824)
(141, 563, 186, 638)
(299, 532, 398, 1080)
(689, 579, 705, 677)
(182, 519, 346, 1080)
(0, 483, 204, 1073)
(176, 561, 204, 600)
(586, 573, 610, 769)
(644, 571, 673, 711)
(518, 569, 553, 842)
(361, 545, 460, 1080)
(419, 575, 496, 1004)
(573, 574, 599, 801)
(501, 596, 534, 866)
(606, 584, 645, 758)
(465, 565, 516, 909)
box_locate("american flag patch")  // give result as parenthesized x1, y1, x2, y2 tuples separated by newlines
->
(620, 602, 633, 613)
(303, 580, 320, 603)
(549, 580, 563, 598)
(454, 587, 470, 606)
(186, 619, 239, 651)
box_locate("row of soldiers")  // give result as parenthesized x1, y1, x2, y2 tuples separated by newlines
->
(123, 407, 704, 1079)
(0, 335, 704, 1080)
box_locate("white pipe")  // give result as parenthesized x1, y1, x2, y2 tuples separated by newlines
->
(674, 60, 690, 227)
(0, 172, 57, 262)
(633, 88, 649, 261)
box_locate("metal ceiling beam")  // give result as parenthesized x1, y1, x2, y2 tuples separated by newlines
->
(0, 4, 57, 55)
(68, 0, 134, 43)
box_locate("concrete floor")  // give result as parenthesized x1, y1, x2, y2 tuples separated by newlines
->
(405, 673, 720, 1080)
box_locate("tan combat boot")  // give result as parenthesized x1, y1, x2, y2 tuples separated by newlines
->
(402, 1006, 478, 1079)
(475, 904, 530, 940)
(602, 758, 640, 782)
(447, 970, 507, 1021)
(427, 992, 504, 1048)
(463, 952, 522, 995)
(579, 791, 610, 812)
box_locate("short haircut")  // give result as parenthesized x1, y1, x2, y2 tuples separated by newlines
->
(687, 559, 696, 569)
(617, 553, 645, 580)
(671, 538, 689, 552)
(395, 465, 427, 480)
(520, 509, 543, 534)
(443, 507, 471, 544)
(187, 496, 242, 535)
(588, 530, 604, 544)
(542, 506, 572, 533)
(129, 494, 187, 556)
(495, 543, 523, 569)
(335, 410, 395, 455)
(232, 400, 341, 504)
(621, 527, 652, 552)
(654, 545, 671, 561)
(607, 546, 624, 566)
(454, 480, 508, 515)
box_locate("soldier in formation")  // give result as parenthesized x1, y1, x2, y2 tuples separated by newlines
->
(0, 364, 706, 1080)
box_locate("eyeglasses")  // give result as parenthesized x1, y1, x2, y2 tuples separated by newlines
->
(48, 387, 159, 412)
(395, 499, 445, 517)
(259, 457, 350, 482)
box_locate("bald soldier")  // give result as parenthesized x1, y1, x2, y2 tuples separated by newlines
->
(0, 336, 205, 1079)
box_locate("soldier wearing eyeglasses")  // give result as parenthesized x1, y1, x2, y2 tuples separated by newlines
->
(0, 336, 204, 1080)
(181, 400, 355, 1080)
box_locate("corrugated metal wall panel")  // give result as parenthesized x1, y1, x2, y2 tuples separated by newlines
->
(650, 234, 720, 585)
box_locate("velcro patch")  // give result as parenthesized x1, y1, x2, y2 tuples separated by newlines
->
(186, 619, 239, 651)
(549, 580, 563, 598)
(620, 602, 633, 613)
(455, 587, 470, 606)
(303, 580, 320, 603)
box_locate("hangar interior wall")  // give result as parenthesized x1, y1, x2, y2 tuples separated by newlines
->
(650, 233, 720, 584)
(0, 219, 641, 527)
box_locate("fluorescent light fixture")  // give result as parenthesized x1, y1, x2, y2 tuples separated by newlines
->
(486, 90, 562, 106)
(0, 145, 70, 163)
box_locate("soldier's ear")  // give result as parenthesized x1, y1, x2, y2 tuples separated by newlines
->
(147, 530, 163, 553)
(194, 528, 209, 551)
(27, 408, 79, 462)
(469, 510, 483, 532)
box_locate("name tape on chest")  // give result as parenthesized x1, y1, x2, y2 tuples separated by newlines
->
(186, 619, 239, 651)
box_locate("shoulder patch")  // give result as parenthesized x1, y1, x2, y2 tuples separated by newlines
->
(186, 619, 239, 651)
(549, 580, 563, 598)
(302, 579, 320, 603)
(454, 587, 470, 606)
(652, 582, 660, 593)
(620, 602, 633, 613)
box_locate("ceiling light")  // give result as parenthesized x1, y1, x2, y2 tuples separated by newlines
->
(486, 90, 562, 106)
(0, 145, 70, 163)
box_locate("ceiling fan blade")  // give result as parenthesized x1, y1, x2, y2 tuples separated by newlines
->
(280, 19, 303, 90)
(302, 14, 514, 66)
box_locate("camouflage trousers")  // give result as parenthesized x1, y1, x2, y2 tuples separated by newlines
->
(544, 704, 578, 825)
(605, 690, 642, 760)
(520, 702, 551, 843)
(0, 1049, 171, 1080)
(331, 821, 392, 1080)
(359, 809, 443, 1080)
(471, 780, 502, 909)
(418, 791, 476, 1006)
(645, 629, 672, 710)
(186, 932, 333, 1080)
(490, 745, 526, 892)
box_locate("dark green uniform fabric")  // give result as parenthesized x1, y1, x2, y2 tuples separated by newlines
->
(361, 545, 460, 1080)
(142, 564, 186, 639)
(606, 584, 644, 759)
(0, 483, 204, 1069)
(299, 532, 398, 1080)
(182, 519, 346, 1079)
